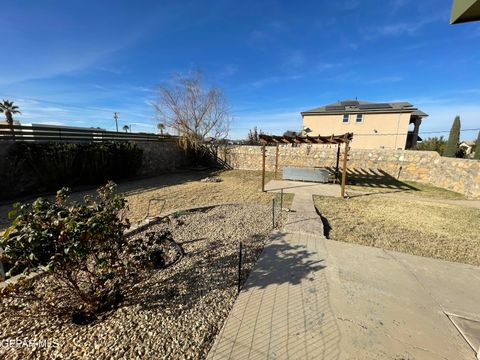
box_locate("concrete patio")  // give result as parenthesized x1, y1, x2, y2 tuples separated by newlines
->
(207, 180, 480, 359)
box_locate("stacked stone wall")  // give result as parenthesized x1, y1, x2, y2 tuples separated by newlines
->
(217, 145, 480, 199)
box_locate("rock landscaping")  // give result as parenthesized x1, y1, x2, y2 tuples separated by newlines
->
(200, 177, 222, 183)
(0, 204, 283, 359)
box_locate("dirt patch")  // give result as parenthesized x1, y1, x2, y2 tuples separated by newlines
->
(0, 170, 294, 233)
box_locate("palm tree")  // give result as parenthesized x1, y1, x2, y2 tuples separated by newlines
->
(123, 125, 130, 133)
(0, 100, 21, 126)
(157, 123, 165, 135)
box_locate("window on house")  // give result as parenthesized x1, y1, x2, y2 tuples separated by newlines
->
(356, 114, 363, 123)
(343, 114, 349, 123)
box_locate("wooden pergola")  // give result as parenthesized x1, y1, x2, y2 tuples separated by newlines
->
(259, 133, 353, 198)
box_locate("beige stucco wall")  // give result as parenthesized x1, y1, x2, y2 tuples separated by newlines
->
(302, 112, 412, 150)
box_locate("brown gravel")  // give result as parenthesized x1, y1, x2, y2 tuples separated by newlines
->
(0, 204, 284, 360)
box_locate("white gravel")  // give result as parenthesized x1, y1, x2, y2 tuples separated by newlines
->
(0, 204, 283, 360)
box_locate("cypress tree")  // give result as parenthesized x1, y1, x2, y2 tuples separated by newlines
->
(474, 131, 480, 160)
(444, 116, 461, 158)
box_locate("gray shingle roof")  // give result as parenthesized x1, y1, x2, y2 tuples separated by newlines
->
(301, 99, 428, 117)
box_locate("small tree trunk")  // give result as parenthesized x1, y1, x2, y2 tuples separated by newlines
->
(6, 111, 15, 140)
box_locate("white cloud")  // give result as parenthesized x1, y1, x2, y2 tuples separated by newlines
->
(230, 108, 303, 139)
(417, 104, 480, 141)
(366, 12, 447, 39)
(251, 75, 303, 88)
(282, 51, 306, 69)
(217, 64, 239, 78)
(343, 0, 360, 10)
(33, 121, 66, 126)
(368, 76, 404, 84)
(391, 0, 410, 13)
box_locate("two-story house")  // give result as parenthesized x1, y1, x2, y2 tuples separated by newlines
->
(301, 99, 428, 150)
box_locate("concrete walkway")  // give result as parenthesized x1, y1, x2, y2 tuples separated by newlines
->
(207, 180, 480, 359)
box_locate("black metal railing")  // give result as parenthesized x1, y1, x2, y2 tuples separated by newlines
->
(0, 124, 178, 143)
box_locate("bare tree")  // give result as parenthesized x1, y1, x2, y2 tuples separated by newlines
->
(246, 126, 263, 145)
(152, 70, 231, 153)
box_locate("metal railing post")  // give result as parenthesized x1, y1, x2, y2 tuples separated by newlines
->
(280, 188, 283, 211)
(238, 242, 243, 293)
(272, 198, 275, 228)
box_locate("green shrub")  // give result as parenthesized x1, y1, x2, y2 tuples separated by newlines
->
(474, 131, 480, 160)
(0, 182, 131, 318)
(413, 136, 447, 155)
(444, 116, 461, 158)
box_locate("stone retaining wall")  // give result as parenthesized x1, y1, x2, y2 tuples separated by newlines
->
(136, 141, 188, 176)
(217, 145, 480, 199)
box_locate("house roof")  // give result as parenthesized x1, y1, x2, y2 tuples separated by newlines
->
(450, 0, 480, 24)
(301, 99, 428, 117)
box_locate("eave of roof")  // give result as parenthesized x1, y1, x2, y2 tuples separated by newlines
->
(411, 109, 429, 117)
(301, 108, 418, 115)
(301, 99, 428, 117)
(450, 0, 480, 24)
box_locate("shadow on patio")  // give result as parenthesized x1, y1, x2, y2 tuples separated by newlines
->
(328, 167, 420, 197)
(243, 232, 326, 290)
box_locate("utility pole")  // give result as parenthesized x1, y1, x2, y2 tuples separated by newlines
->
(113, 112, 119, 132)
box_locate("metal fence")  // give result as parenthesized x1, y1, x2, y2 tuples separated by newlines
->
(0, 124, 177, 143)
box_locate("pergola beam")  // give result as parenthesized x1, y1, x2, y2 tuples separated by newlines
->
(259, 132, 353, 198)
(259, 133, 353, 145)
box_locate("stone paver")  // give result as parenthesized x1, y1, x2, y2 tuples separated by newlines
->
(208, 180, 480, 359)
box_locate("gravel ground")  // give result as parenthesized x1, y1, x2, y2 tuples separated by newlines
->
(0, 204, 284, 359)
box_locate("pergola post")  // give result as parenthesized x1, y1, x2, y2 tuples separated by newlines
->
(274, 144, 279, 180)
(340, 140, 349, 198)
(258, 133, 352, 196)
(261, 144, 266, 192)
(334, 143, 340, 184)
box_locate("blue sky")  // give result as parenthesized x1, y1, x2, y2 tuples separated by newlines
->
(1, 0, 479, 140)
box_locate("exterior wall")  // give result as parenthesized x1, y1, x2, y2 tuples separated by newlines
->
(218, 145, 480, 199)
(302, 112, 412, 150)
(136, 141, 187, 176)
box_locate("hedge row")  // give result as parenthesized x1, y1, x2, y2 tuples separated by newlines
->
(2, 142, 143, 200)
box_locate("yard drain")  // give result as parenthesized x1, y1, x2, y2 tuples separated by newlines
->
(446, 312, 480, 358)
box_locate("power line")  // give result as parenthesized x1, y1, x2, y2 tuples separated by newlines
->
(0, 95, 153, 119)
(347, 128, 480, 136)
(227, 127, 480, 134)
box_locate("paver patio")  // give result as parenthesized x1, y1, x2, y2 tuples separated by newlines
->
(207, 180, 480, 359)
